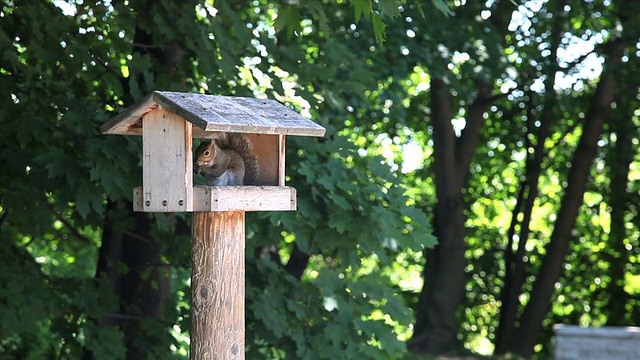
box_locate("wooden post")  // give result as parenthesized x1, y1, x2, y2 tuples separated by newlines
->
(278, 134, 286, 186)
(191, 211, 245, 360)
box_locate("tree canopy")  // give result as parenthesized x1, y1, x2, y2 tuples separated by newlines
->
(1, 0, 639, 359)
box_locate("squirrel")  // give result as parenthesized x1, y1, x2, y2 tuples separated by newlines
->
(194, 133, 259, 186)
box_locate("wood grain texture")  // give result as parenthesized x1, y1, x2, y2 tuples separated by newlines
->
(133, 187, 143, 211)
(100, 92, 156, 135)
(245, 133, 278, 186)
(132, 186, 297, 212)
(193, 186, 296, 212)
(184, 122, 193, 210)
(191, 211, 245, 360)
(142, 108, 192, 212)
(101, 91, 326, 137)
(278, 135, 286, 186)
(155, 91, 325, 136)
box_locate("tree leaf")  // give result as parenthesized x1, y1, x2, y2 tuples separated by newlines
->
(351, 0, 371, 23)
(372, 14, 387, 46)
(432, 0, 453, 16)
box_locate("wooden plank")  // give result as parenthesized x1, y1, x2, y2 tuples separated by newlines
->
(193, 186, 296, 212)
(142, 108, 192, 212)
(102, 91, 326, 137)
(278, 135, 285, 186)
(184, 122, 193, 211)
(191, 211, 245, 360)
(133, 185, 296, 212)
(154, 91, 326, 137)
(100, 93, 156, 135)
(245, 133, 278, 186)
(133, 187, 143, 211)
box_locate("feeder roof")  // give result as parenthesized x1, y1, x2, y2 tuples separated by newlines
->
(100, 91, 325, 137)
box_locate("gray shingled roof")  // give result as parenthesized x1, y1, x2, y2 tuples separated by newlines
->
(101, 91, 325, 137)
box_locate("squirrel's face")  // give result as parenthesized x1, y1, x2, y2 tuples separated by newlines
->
(195, 140, 219, 173)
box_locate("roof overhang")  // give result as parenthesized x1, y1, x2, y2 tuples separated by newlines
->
(100, 91, 326, 137)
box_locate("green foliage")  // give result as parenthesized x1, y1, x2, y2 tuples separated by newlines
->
(1, 0, 434, 359)
(272, 0, 451, 46)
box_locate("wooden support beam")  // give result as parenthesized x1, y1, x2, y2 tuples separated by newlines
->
(133, 186, 296, 212)
(142, 107, 193, 211)
(193, 186, 296, 212)
(278, 134, 286, 186)
(191, 211, 245, 360)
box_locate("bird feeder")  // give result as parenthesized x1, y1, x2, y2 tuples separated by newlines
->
(101, 91, 325, 359)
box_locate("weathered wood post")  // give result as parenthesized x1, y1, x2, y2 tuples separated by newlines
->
(101, 91, 325, 359)
(191, 211, 245, 358)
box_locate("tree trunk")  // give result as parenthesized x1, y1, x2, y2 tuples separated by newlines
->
(90, 201, 173, 360)
(509, 44, 623, 357)
(86, 1, 188, 357)
(409, 78, 466, 354)
(604, 88, 636, 326)
(409, 78, 491, 354)
(495, 21, 561, 352)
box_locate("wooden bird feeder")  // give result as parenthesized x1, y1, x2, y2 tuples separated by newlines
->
(101, 90, 325, 359)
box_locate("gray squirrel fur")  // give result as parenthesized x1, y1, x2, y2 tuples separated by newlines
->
(194, 133, 259, 186)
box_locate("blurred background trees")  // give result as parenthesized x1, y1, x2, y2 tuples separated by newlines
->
(1, 0, 639, 359)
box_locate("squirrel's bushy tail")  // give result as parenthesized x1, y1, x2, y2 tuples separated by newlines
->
(218, 133, 259, 185)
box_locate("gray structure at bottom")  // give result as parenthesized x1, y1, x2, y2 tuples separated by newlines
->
(554, 325, 640, 360)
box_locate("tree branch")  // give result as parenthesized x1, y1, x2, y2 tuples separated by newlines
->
(512, 38, 626, 357)
(456, 81, 493, 178)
